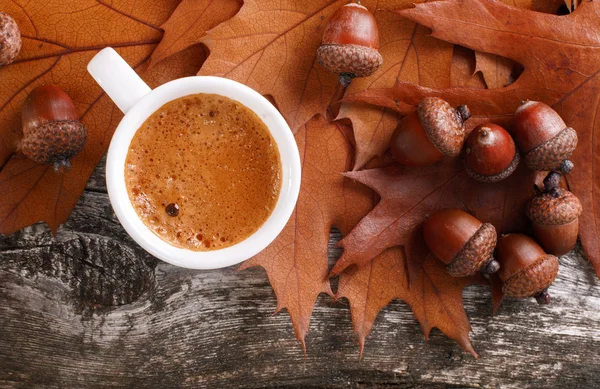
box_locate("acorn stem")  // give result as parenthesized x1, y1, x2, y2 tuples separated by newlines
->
(543, 171, 562, 194)
(338, 72, 355, 88)
(53, 159, 72, 174)
(481, 258, 500, 274)
(456, 105, 471, 122)
(560, 159, 574, 174)
(534, 289, 551, 305)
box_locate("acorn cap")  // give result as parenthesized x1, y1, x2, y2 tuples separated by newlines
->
(502, 254, 559, 298)
(466, 151, 520, 183)
(317, 44, 383, 78)
(527, 188, 582, 225)
(446, 222, 497, 277)
(21, 120, 88, 172)
(418, 97, 470, 157)
(0, 12, 21, 67)
(524, 126, 578, 172)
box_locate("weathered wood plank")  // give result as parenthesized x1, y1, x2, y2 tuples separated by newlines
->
(1, 159, 600, 388)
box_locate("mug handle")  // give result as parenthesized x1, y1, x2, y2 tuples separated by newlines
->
(87, 48, 152, 114)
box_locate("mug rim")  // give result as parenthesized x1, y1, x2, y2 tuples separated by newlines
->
(106, 76, 301, 269)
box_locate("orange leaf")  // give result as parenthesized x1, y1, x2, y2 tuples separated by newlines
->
(337, 247, 408, 357)
(336, 104, 400, 171)
(0, 0, 206, 234)
(337, 248, 481, 357)
(472, 0, 564, 89)
(149, 0, 242, 68)
(451, 46, 486, 89)
(404, 255, 482, 358)
(474, 51, 515, 89)
(239, 115, 373, 349)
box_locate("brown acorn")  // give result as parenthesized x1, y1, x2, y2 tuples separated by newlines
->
(423, 208, 499, 277)
(21, 85, 88, 173)
(513, 100, 577, 174)
(317, 2, 383, 87)
(526, 171, 582, 256)
(496, 233, 559, 304)
(390, 97, 471, 166)
(464, 123, 520, 182)
(0, 12, 21, 66)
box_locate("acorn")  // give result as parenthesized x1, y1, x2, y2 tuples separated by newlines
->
(390, 97, 471, 166)
(21, 85, 88, 173)
(496, 234, 559, 304)
(526, 171, 582, 256)
(513, 100, 577, 174)
(0, 12, 21, 66)
(464, 123, 520, 182)
(317, 2, 383, 87)
(423, 208, 499, 277)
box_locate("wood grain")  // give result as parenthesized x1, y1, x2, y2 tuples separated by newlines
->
(1, 158, 599, 388)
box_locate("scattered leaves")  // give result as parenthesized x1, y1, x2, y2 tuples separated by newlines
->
(4, 0, 598, 357)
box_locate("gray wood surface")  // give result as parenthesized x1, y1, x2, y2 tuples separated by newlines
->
(1, 157, 600, 389)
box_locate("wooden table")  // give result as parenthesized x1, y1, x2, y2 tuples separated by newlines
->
(1, 158, 599, 388)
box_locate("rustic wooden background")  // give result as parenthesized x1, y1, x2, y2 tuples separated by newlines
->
(1, 157, 599, 389)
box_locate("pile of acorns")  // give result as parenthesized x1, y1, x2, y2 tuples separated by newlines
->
(0, 12, 88, 173)
(409, 98, 580, 304)
(316, 3, 581, 304)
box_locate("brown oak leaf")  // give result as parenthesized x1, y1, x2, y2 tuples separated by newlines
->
(473, 1, 563, 89)
(564, 0, 581, 13)
(347, 0, 600, 276)
(0, 0, 218, 235)
(405, 255, 482, 357)
(239, 115, 373, 349)
(337, 248, 407, 357)
(451, 46, 487, 89)
(337, 247, 481, 357)
(331, 161, 539, 282)
(149, 0, 242, 68)
(474, 52, 516, 89)
(199, 0, 351, 131)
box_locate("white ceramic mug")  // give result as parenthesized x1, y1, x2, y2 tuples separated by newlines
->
(87, 48, 301, 269)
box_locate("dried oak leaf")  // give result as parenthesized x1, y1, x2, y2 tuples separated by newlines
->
(149, 0, 243, 68)
(0, 0, 209, 235)
(474, 51, 516, 89)
(331, 161, 539, 282)
(346, 0, 600, 277)
(473, 1, 563, 89)
(198, 0, 351, 131)
(451, 46, 487, 89)
(337, 247, 481, 357)
(338, 0, 454, 170)
(239, 115, 373, 349)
